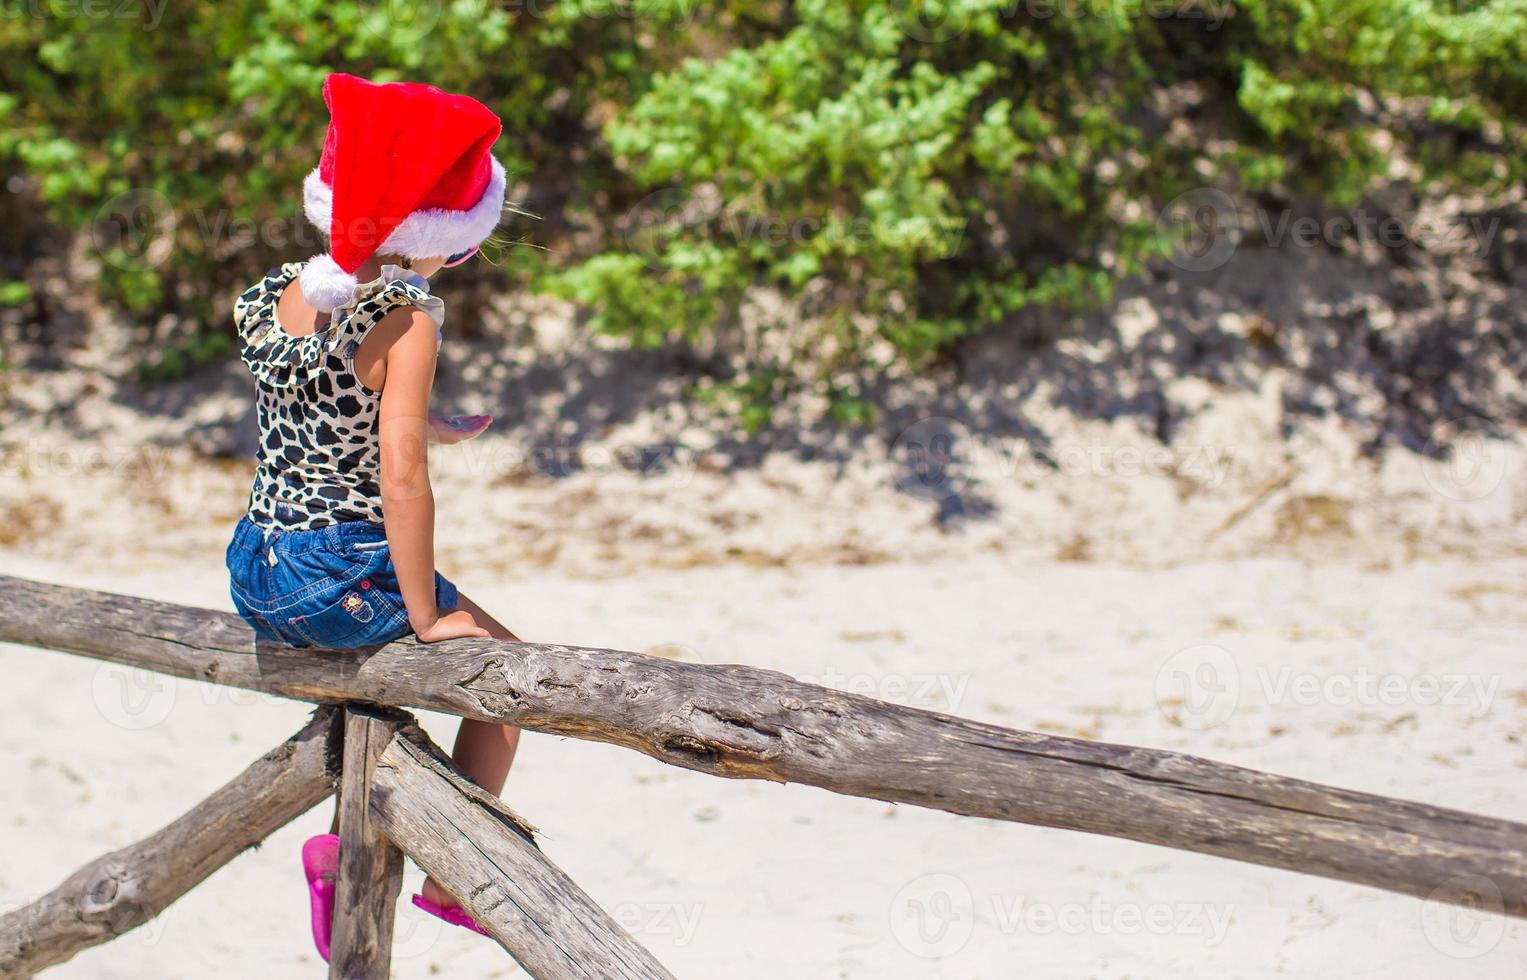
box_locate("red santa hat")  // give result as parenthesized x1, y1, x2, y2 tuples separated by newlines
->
(299, 73, 507, 312)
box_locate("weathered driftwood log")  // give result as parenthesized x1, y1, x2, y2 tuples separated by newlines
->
(1, 574, 1523, 919)
(0, 706, 340, 976)
(369, 723, 674, 979)
(329, 706, 406, 980)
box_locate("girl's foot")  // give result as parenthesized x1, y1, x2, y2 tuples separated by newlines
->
(420, 875, 456, 909)
(415, 875, 491, 937)
(300, 834, 341, 963)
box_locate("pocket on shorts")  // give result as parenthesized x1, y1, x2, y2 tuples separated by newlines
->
(287, 580, 404, 649)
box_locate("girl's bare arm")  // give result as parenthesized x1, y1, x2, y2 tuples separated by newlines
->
(374, 307, 488, 643)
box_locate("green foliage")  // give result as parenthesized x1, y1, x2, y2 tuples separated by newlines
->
(0, 0, 700, 361)
(690, 370, 785, 434)
(0, 280, 30, 306)
(578, 0, 1524, 393)
(0, 0, 1522, 423)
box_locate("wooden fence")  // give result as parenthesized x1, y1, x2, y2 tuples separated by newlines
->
(0, 574, 1522, 977)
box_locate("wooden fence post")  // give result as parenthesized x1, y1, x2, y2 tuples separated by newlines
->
(0, 707, 341, 976)
(369, 723, 675, 980)
(329, 706, 407, 979)
(2, 575, 1524, 922)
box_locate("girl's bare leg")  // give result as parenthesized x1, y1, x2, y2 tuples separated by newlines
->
(442, 591, 523, 791)
(329, 591, 523, 908)
(421, 591, 522, 908)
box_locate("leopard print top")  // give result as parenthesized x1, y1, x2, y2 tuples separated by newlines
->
(234, 261, 445, 531)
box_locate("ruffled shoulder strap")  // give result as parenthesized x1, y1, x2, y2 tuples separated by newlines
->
(236, 262, 445, 390)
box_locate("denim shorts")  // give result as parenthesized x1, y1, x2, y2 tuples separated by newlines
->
(225, 511, 458, 649)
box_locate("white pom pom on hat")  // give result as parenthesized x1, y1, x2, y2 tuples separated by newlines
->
(297, 72, 508, 313)
(297, 253, 369, 314)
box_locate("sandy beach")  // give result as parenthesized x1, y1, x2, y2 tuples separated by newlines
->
(2, 225, 1524, 977)
(2, 536, 1523, 977)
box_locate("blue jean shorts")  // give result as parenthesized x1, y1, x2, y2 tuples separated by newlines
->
(225, 512, 458, 648)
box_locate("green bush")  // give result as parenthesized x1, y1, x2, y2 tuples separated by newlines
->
(569, 0, 1525, 387)
(0, 0, 702, 371)
(1, 1, 1522, 408)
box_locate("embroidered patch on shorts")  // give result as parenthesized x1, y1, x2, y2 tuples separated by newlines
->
(341, 592, 374, 623)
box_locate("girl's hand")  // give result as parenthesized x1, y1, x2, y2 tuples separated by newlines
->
(428, 413, 492, 445)
(414, 608, 490, 643)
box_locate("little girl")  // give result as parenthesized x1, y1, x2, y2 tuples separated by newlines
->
(223, 73, 518, 959)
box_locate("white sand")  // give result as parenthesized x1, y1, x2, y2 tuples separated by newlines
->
(2, 133, 1524, 976)
(2, 545, 1523, 978)
(2, 260, 1524, 974)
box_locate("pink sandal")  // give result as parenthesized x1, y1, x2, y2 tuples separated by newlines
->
(412, 892, 492, 937)
(301, 834, 341, 962)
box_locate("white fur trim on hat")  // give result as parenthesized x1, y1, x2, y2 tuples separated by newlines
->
(298, 252, 361, 314)
(303, 156, 507, 261)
